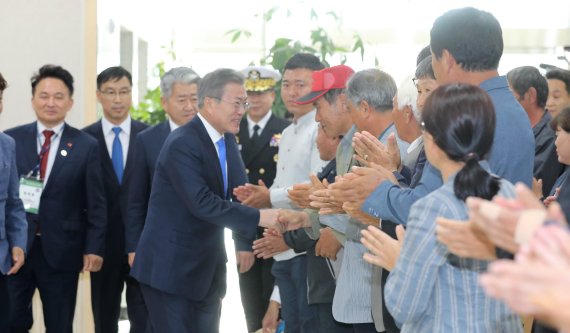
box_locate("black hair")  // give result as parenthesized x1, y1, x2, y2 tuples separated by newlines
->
(416, 45, 431, 66)
(97, 66, 132, 90)
(545, 69, 570, 95)
(322, 88, 344, 105)
(430, 7, 503, 72)
(197, 68, 244, 109)
(422, 83, 500, 201)
(415, 56, 435, 80)
(550, 107, 570, 132)
(31, 65, 74, 96)
(507, 66, 548, 108)
(283, 53, 325, 72)
(0, 72, 6, 92)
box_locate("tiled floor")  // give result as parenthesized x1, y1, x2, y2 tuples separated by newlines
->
(119, 229, 248, 332)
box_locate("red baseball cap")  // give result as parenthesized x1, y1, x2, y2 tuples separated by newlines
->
(295, 64, 355, 105)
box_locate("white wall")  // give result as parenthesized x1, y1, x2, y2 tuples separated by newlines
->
(0, 0, 96, 131)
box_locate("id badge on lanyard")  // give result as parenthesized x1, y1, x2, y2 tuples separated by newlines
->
(19, 176, 43, 214)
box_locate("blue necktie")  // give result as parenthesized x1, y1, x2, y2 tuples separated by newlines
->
(112, 127, 124, 184)
(216, 137, 228, 196)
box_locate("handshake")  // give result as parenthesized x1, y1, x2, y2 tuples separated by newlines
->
(258, 209, 311, 234)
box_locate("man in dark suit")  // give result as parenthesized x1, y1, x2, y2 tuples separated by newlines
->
(122, 67, 200, 332)
(0, 72, 27, 332)
(5, 65, 107, 333)
(236, 66, 289, 332)
(130, 68, 280, 333)
(84, 66, 148, 333)
(125, 67, 201, 269)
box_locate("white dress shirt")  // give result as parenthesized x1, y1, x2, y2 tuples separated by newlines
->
(197, 113, 225, 168)
(36, 121, 64, 183)
(168, 118, 180, 132)
(247, 110, 272, 138)
(101, 115, 131, 168)
(270, 110, 328, 261)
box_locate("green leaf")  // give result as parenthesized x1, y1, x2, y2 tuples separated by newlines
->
(264, 6, 279, 22)
(326, 11, 339, 21)
(231, 30, 242, 43)
(310, 9, 318, 20)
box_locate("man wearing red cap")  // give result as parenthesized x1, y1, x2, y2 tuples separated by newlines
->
(281, 68, 409, 333)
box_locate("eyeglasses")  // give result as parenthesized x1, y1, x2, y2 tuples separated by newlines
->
(210, 97, 250, 110)
(100, 89, 132, 99)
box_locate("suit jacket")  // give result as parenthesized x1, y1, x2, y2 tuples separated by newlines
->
(0, 133, 27, 275)
(83, 119, 148, 260)
(235, 114, 289, 251)
(124, 121, 171, 253)
(237, 114, 290, 188)
(130, 116, 259, 301)
(5, 122, 107, 271)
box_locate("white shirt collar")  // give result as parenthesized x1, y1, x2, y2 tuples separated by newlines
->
(294, 109, 316, 127)
(101, 115, 131, 136)
(197, 113, 224, 145)
(37, 121, 65, 137)
(407, 136, 424, 154)
(247, 110, 272, 134)
(168, 118, 180, 132)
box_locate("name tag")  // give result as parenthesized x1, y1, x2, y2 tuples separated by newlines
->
(19, 177, 43, 214)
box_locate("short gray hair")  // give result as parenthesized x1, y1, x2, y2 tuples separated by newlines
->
(347, 69, 396, 113)
(160, 67, 200, 99)
(396, 75, 421, 121)
(198, 68, 244, 109)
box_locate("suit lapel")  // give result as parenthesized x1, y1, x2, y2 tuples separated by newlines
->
(238, 119, 250, 157)
(122, 121, 145, 184)
(92, 121, 118, 185)
(243, 115, 278, 166)
(194, 117, 225, 196)
(44, 124, 75, 191)
(23, 123, 39, 174)
(337, 126, 357, 176)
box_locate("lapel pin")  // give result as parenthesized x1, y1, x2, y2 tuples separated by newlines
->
(67, 142, 73, 148)
(60, 150, 68, 157)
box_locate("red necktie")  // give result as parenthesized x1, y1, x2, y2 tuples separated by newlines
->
(39, 130, 55, 180)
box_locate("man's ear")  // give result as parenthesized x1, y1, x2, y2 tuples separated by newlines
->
(526, 87, 538, 105)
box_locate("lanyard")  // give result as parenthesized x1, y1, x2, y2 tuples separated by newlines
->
(26, 127, 64, 180)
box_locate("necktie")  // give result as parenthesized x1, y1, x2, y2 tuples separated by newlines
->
(112, 127, 124, 183)
(216, 137, 228, 196)
(39, 130, 55, 180)
(251, 124, 260, 142)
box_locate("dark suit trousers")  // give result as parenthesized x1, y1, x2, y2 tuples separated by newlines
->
(0, 274, 10, 332)
(238, 252, 274, 332)
(140, 282, 222, 333)
(91, 259, 150, 333)
(8, 236, 79, 333)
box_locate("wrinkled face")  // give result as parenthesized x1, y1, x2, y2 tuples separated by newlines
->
(281, 68, 314, 116)
(208, 83, 248, 134)
(32, 78, 73, 127)
(555, 127, 570, 165)
(96, 76, 132, 124)
(416, 78, 438, 111)
(246, 90, 275, 120)
(346, 99, 365, 131)
(316, 125, 339, 161)
(162, 82, 199, 126)
(546, 79, 570, 118)
(314, 95, 348, 138)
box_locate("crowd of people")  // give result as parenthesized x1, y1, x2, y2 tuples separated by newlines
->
(1, 5, 570, 333)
